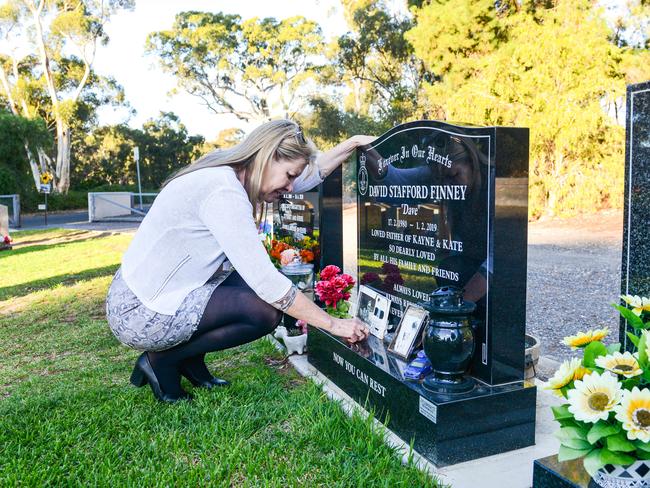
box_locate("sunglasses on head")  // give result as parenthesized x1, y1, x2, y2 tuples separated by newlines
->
(294, 124, 306, 145)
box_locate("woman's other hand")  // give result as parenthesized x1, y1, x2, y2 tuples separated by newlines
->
(350, 135, 376, 147)
(316, 135, 377, 178)
(329, 317, 369, 343)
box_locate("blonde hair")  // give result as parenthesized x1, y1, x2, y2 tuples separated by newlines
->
(164, 120, 317, 211)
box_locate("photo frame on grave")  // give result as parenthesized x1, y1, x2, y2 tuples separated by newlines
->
(387, 304, 429, 360)
(355, 285, 391, 340)
(366, 334, 390, 373)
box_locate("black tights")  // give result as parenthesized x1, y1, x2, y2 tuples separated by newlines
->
(147, 272, 282, 396)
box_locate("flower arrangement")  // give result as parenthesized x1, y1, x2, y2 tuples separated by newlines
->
(286, 319, 309, 337)
(315, 265, 355, 319)
(265, 235, 319, 269)
(547, 294, 650, 477)
(1, 234, 12, 251)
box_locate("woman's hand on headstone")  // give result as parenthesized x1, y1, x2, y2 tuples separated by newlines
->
(329, 317, 369, 343)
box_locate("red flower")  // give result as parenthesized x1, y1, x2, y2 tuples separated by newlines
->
(340, 273, 355, 287)
(3, 235, 11, 244)
(319, 265, 341, 281)
(315, 280, 343, 307)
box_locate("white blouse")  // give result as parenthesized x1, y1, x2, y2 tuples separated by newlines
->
(120, 164, 323, 315)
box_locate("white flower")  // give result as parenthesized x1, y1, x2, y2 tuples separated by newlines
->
(545, 358, 587, 398)
(595, 351, 643, 378)
(567, 371, 622, 423)
(563, 328, 609, 349)
(615, 387, 650, 443)
(621, 295, 650, 316)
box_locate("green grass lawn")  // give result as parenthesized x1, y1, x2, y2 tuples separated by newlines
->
(0, 229, 440, 486)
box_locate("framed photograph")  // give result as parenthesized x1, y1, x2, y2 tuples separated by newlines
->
(388, 304, 429, 359)
(355, 285, 391, 340)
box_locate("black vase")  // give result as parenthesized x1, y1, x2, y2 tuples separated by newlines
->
(421, 286, 476, 394)
(422, 315, 475, 384)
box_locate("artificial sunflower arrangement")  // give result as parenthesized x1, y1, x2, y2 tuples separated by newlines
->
(547, 294, 650, 477)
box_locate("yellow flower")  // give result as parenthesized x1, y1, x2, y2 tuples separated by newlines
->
(615, 387, 650, 442)
(621, 295, 650, 316)
(546, 358, 584, 398)
(562, 328, 609, 349)
(595, 351, 643, 378)
(568, 371, 622, 423)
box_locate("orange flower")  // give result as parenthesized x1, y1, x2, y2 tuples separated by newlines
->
(300, 249, 314, 263)
(270, 241, 289, 259)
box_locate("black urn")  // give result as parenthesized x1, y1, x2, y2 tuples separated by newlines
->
(421, 286, 476, 394)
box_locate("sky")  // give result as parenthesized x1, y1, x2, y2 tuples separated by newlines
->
(93, 0, 355, 140)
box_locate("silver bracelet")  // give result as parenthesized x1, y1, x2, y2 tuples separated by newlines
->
(272, 285, 298, 312)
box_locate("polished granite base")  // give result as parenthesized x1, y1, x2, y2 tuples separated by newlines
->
(308, 326, 537, 466)
(533, 455, 598, 487)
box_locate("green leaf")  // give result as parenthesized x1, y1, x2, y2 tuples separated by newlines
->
(606, 343, 621, 354)
(637, 449, 650, 460)
(552, 405, 573, 420)
(643, 369, 650, 383)
(557, 418, 579, 428)
(556, 426, 588, 441)
(558, 445, 592, 462)
(634, 440, 650, 452)
(639, 332, 648, 367)
(583, 448, 605, 477)
(614, 304, 645, 330)
(555, 427, 591, 450)
(600, 447, 635, 466)
(587, 421, 621, 444)
(606, 432, 636, 452)
(584, 341, 608, 368)
(627, 331, 640, 348)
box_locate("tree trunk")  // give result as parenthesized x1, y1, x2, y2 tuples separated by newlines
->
(55, 120, 71, 193)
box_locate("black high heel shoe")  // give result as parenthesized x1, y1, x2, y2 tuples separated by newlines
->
(130, 352, 192, 403)
(179, 363, 230, 389)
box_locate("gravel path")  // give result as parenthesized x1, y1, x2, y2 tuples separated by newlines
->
(526, 210, 624, 369)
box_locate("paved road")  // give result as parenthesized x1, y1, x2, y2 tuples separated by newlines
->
(14, 209, 142, 233)
(19, 210, 89, 229)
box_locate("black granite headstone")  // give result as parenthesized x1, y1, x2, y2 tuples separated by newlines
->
(356, 120, 529, 385)
(309, 120, 536, 466)
(274, 191, 319, 242)
(621, 80, 650, 349)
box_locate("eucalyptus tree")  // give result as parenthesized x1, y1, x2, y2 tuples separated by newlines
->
(0, 0, 133, 192)
(326, 0, 426, 126)
(145, 12, 323, 122)
(407, 0, 650, 218)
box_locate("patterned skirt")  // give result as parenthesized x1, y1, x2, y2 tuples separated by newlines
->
(105, 267, 232, 351)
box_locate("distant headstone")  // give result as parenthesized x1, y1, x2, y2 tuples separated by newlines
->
(0, 204, 8, 236)
(621, 80, 650, 348)
(274, 191, 319, 242)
